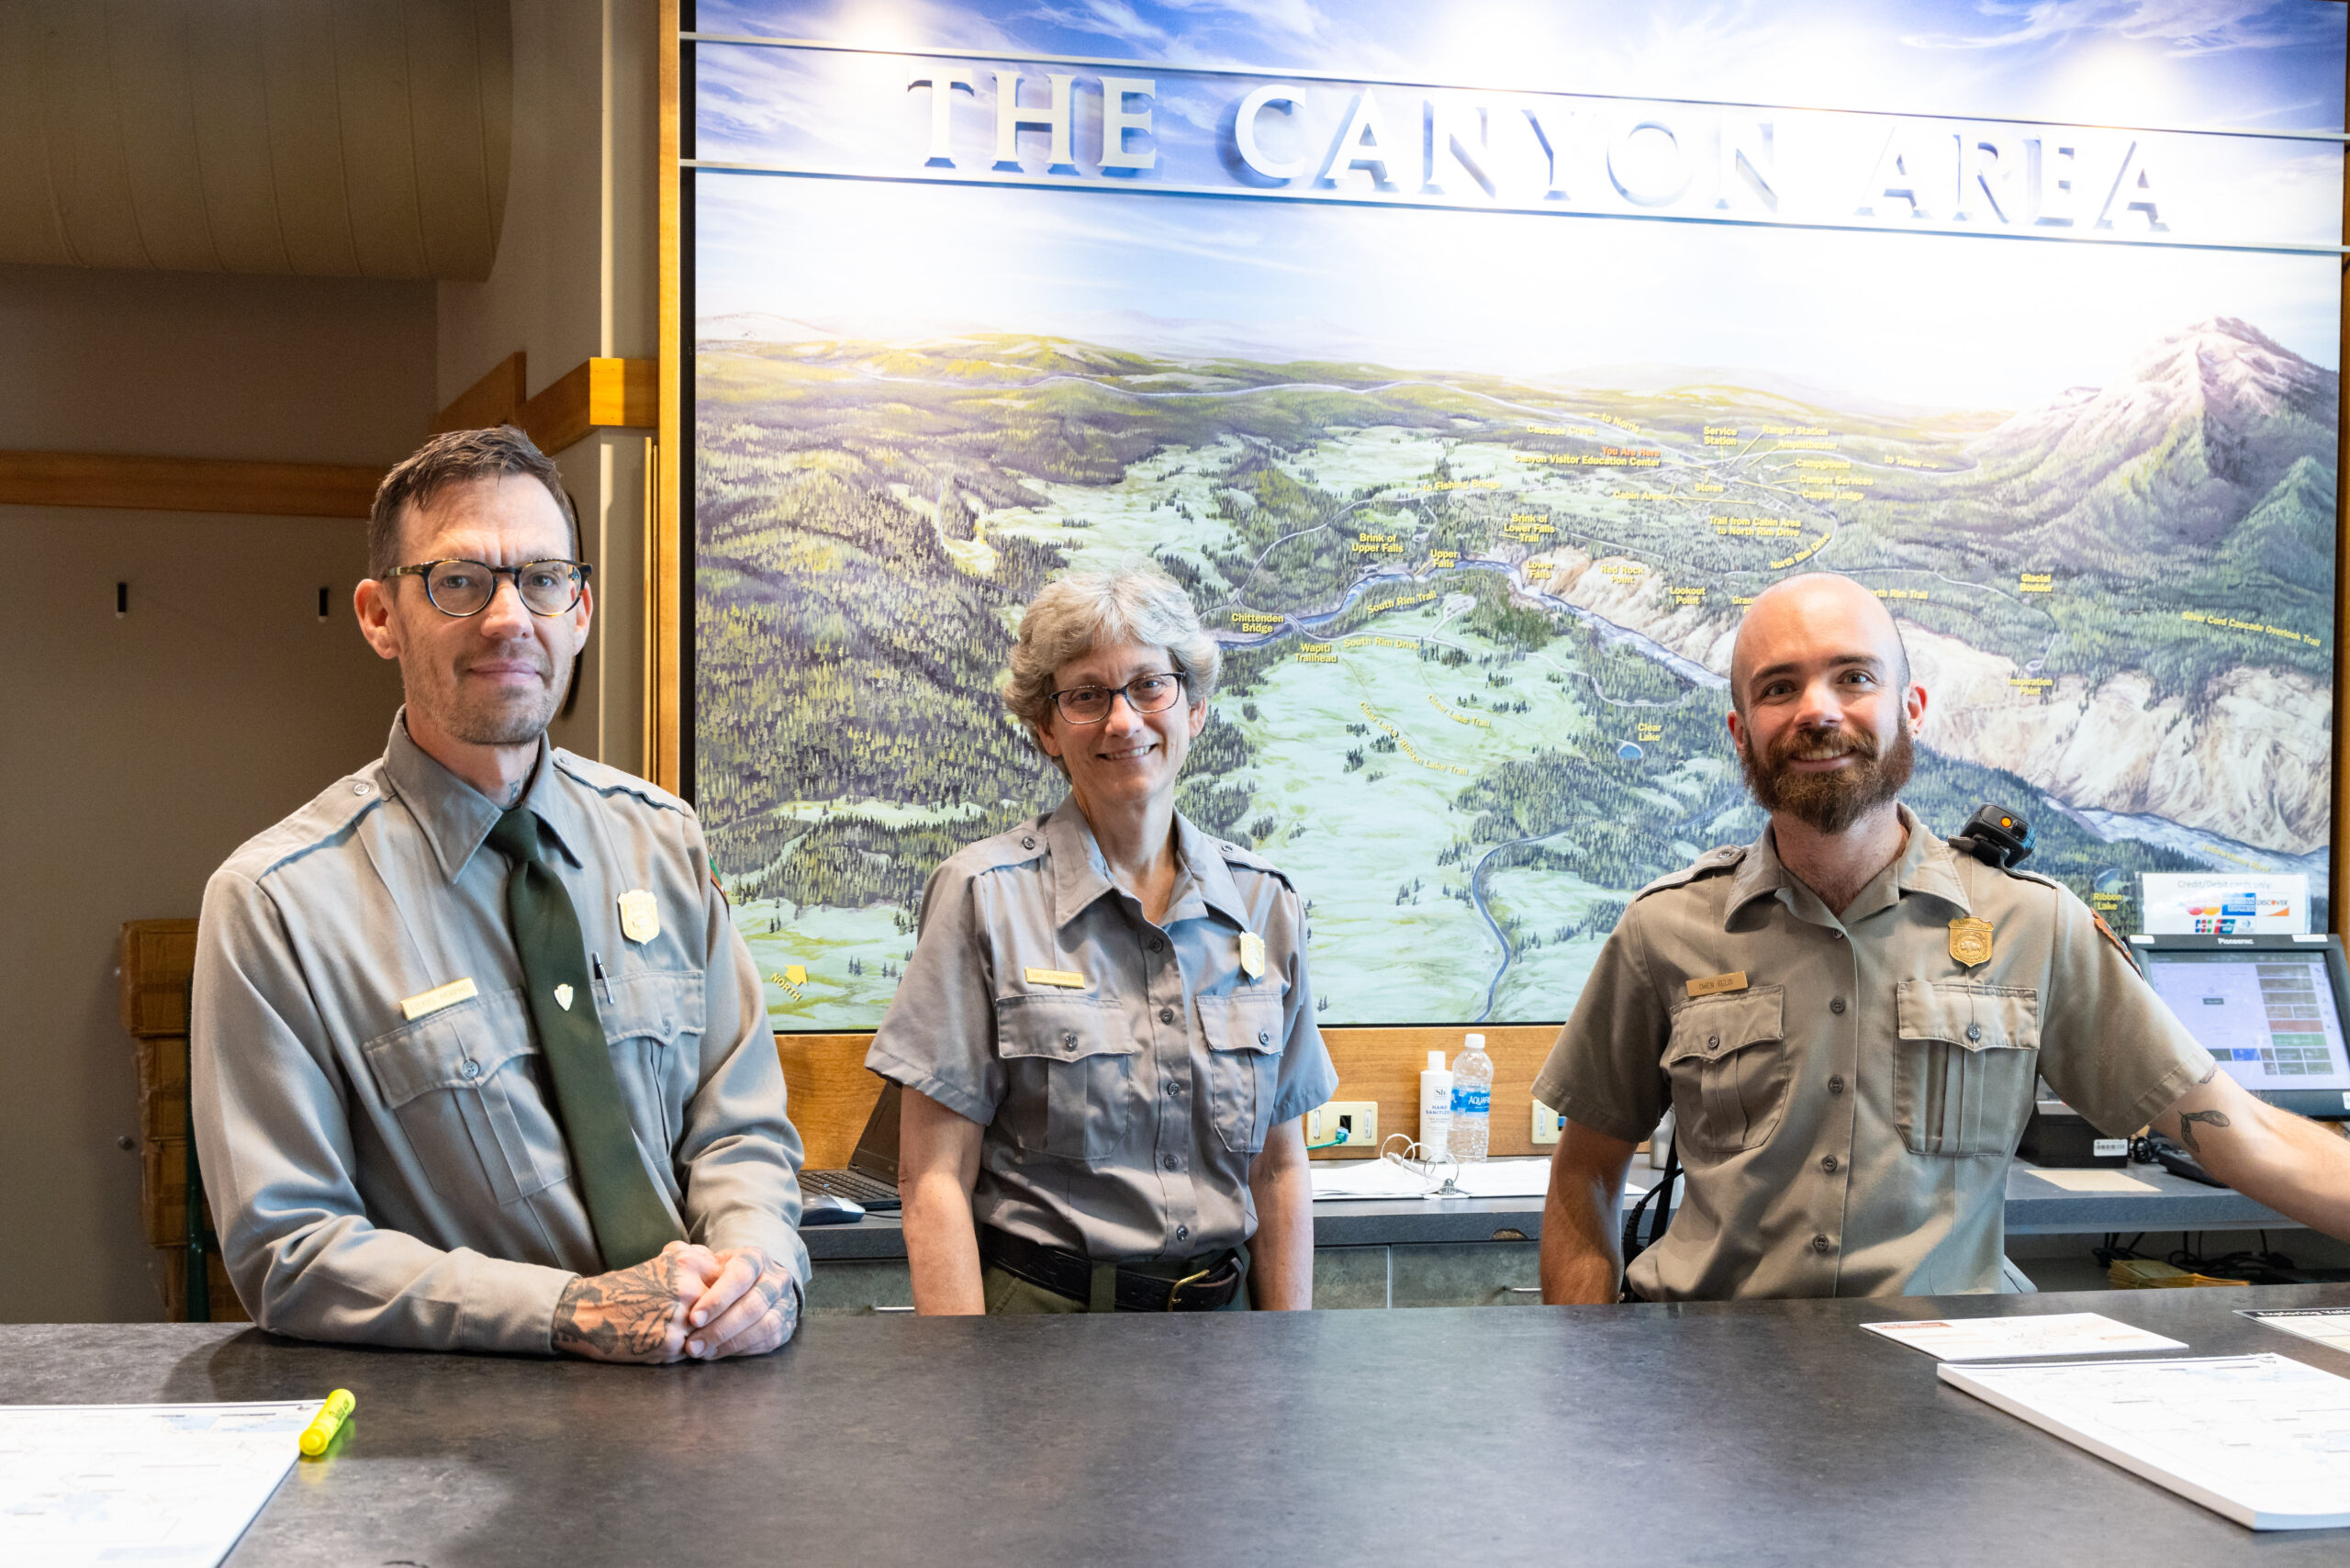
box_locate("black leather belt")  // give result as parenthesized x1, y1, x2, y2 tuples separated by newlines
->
(979, 1226, 1245, 1313)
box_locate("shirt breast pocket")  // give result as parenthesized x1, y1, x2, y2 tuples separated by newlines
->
(599, 971, 705, 1163)
(1197, 988, 1287, 1154)
(994, 993, 1140, 1162)
(1895, 980, 2042, 1157)
(1662, 987, 1790, 1159)
(363, 988, 565, 1206)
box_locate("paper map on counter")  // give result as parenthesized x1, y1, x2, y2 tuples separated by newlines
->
(0, 1400, 319, 1567)
(1940, 1354, 2350, 1529)
(2242, 1309, 2350, 1355)
(1863, 1313, 2185, 1361)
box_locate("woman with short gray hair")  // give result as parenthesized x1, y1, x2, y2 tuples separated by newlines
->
(867, 567, 1336, 1315)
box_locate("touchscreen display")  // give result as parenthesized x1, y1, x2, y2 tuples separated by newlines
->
(2143, 952, 2350, 1092)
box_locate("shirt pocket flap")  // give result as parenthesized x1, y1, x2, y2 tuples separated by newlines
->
(1662, 987, 1785, 1069)
(599, 969, 705, 1042)
(1897, 980, 2042, 1053)
(362, 989, 534, 1109)
(1198, 990, 1286, 1056)
(994, 992, 1136, 1062)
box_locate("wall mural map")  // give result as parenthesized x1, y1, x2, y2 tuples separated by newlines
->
(689, 0, 2345, 1030)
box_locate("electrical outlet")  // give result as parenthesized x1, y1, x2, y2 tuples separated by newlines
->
(1532, 1101, 1566, 1145)
(1305, 1100, 1379, 1152)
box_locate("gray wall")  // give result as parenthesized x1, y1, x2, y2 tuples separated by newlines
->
(0, 264, 431, 1323)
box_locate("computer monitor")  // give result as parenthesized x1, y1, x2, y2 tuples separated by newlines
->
(2132, 934, 2350, 1120)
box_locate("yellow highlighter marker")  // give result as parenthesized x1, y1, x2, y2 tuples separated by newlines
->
(298, 1389, 356, 1457)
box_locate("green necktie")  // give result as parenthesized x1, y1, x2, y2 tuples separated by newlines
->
(487, 807, 684, 1270)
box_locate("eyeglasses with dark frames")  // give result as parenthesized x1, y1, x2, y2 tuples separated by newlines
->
(385, 559, 593, 619)
(1048, 671, 1188, 725)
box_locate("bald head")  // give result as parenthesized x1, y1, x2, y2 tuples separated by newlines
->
(1729, 573, 1910, 716)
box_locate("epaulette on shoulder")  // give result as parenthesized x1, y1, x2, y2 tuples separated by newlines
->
(233, 767, 393, 880)
(1212, 835, 1295, 888)
(956, 817, 1055, 877)
(1632, 844, 1747, 902)
(552, 749, 690, 816)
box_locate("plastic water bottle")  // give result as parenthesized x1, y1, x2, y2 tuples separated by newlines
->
(1450, 1033, 1494, 1162)
(1418, 1050, 1453, 1160)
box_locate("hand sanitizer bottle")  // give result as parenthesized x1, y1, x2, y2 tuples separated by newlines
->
(1419, 1049, 1452, 1160)
(1450, 1033, 1493, 1162)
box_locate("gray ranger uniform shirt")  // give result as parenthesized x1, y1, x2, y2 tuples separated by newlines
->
(191, 716, 808, 1353)
(867, 799, 1337, 1261)
(1533, 804, 2214, 1301)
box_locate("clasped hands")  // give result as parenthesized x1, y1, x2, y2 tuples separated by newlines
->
(552, 1240, 800, 1364)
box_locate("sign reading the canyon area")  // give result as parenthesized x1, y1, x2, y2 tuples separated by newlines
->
(688, 0, 2344, 1028)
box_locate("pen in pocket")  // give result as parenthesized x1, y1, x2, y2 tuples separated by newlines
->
(591, 953, 613, 1005)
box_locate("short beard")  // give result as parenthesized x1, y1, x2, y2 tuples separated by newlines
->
(413, 654, 566, 748)
(1739, 713, 1914, 835)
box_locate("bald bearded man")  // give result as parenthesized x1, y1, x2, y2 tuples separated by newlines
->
(1535, 572, 2350, 1303)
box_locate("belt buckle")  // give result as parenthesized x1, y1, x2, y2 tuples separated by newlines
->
(1166, 1264, 1215, 1312)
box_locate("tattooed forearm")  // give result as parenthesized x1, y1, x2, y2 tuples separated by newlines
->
(2176, 1108, 2232, 1155)
(553, 1255, 688, 1360)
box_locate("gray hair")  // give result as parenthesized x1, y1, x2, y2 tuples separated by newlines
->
(1004, 568, 1221, 734)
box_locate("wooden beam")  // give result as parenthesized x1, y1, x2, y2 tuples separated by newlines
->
(0, 452, 379, 517)
(655, 0, 684, 794)
(430, 351, 528, 435)
(513, 358, 657, 455)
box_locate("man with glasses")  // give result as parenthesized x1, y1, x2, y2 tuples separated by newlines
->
(190, 426, 808, 1361)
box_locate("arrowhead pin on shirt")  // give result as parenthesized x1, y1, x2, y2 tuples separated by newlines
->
(553, 982, 575, 1011)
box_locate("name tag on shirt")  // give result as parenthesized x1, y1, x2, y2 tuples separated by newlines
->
(1024, 967, 1089, 990)
(399, 977, 478, 1021)
(1685, 971, 1749, 999)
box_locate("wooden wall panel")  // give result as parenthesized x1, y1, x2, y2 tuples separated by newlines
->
(771, 1025, 1567, 1170)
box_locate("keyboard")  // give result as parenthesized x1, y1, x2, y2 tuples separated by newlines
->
(801, 1168, 901, 1211)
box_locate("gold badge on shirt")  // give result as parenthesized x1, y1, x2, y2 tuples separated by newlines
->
(1948, 917, 1995, 969)
(1238, 931, 1267, 980)
(619, 889, 660, 944)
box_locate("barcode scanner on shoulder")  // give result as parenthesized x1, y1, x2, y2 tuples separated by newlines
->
(1949, 804, 2034, 869)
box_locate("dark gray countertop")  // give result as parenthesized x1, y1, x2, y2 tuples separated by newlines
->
(802, 1157, 2294, 1260)
(10, 1285, 2347, 1564)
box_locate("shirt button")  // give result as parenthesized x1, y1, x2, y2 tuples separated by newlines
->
(1061, 1031, 1079, 1052)
(352, 781, 372, 796)
(1965, 1023, 1983, 1042)
(1821, 1154, 1839, 1173)
(461, 1058, 481, 1081)
(1162, 1154, 1180, 1170)
(1706, 1034, 1719, 1052)
(1148, 937, 1164, 953)
(1828, 1075, 1846, 1095)
(1811, 1234, 1833, 1254)
(1021, 835, 1036, 849)
(1166, 1080, 1182, 1095)
(1158, 1006, 1175, 1025)
(1258, 1030, 1270, 1046)
(1175, 1226, 1190, 1242)
(1830, 931, 1843, 940)
(1830, 997, 1847, 1014)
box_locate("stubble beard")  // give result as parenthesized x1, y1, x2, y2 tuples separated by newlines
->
(1739, 712, 1914, 835)
(414, 648, 567, 748)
